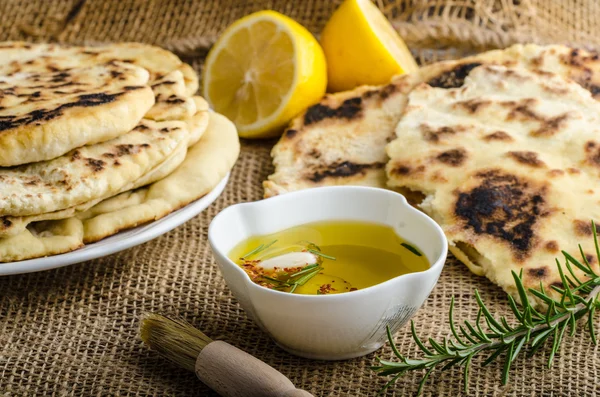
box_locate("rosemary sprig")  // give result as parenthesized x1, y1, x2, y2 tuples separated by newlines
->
(372, 221, 600, 394)
(307, 249, 336, 260)
(400, 242, 422, 257)
(241, 239, 278, 259)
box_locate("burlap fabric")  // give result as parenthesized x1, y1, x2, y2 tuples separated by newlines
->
(1, 1, 600, 396)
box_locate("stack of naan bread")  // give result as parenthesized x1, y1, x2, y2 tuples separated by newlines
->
(265, 44, 600, 302)
(0, 42, 240, 262)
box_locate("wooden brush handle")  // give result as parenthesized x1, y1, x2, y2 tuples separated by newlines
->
(195, 341, 314, 397)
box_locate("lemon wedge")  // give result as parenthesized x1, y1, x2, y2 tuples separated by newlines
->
(202, 10, 327, 138)
(320, 0, 419, 92)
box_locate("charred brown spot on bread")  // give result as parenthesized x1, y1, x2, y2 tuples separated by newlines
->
(85, 158, 106, 172)
(308, 161, 384, 182)
(560, 48, 599, 69)
(308, 149, 321, 159)
(1, 218, 12, 228)
(573, 220, 600, 236)
(507, 151, 546, 168)
(503, 99, 569, 136)
(586, 254, 596, 265)
(545, 241, 559, 253)
(577, 80, 600, 98)
(427, 62, 482, 88)
(0, 92, 121, 132)
(454, 98, 491, 113)
(134, 124, 150, 131)
(151, 80, 176, 88)
(531, 114, 569, 137)
(431, 171, 448, 183)
(436, 148, 466, 166)
(165, 95, 185, 104)
(551, 280, 564, 289)
(390, 163, 425, 176)
(504, 98, 541, 121)
(547, 169, 565, 178)
(361, 82, 399, 101)
(527, 267, 547, 279)
(71, 150, 81, 161)
(558, 48, 600, 97)
(584, 141, 600, 166)
(50, 71, 71, 83)
(454, 170, 547, 258)
(285, 129, 297, 138)
(378, 83, 398, 100)
(304, 97, 363, 125)
(391, 165, 411, 175)
(116, 144, 142, 156)
(421, 124, 467, 142)
(567, 167, 581, 174)
(483, 131, 513, 142)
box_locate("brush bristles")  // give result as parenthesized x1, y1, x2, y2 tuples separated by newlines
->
(140, 313, 213, 372)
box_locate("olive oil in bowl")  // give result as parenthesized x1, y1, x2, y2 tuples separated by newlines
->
(228, 220, 430, 295)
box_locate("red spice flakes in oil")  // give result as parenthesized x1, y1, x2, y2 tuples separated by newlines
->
(318, 284, 337, 294)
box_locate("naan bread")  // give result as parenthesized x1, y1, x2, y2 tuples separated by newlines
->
(78, 112, 239, 243)
(0, 218, 83, 263)
(0, 62, 154, 166)
(0, 102, 211, 238)
(0, 111, 238, 262)
(264, 43, 600, 197)
(0, 139, 188, 238)
(0, 42, 198, 95)
(0, 118, 188, 217)
(386, 65, 600, 301)
(263, 80, 415, 197)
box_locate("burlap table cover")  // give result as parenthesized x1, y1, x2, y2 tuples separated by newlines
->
(1, 1, 600, 395)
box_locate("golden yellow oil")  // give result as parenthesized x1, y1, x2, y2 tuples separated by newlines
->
(228, 220, 430, 295)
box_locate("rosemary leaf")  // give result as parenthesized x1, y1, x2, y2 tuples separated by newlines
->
(400, 242, 422, 256)
(288, 264, 320, 278)
(241, 239, 278, 259)
(449, 297, 466, 345)
(293, 268, 321, 287)
(501, 340, 515, 385)
(241, 244, 263, 259)
(261, 275, 286, 284)
(411, 321, 433, 356)
(482, 345, 507, 367)
(307, 249, 336, 260)
(387, 326, 405, 360)
(463, 354, 473, 394)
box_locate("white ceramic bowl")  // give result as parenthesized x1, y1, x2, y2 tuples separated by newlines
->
(208, 186, 447, 360)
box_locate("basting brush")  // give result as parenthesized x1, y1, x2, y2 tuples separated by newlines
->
(140, 313, 313, 397)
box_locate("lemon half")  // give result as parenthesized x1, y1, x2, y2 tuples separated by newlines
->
(320, 0, 419, 92)
(203, 10, 327, 139)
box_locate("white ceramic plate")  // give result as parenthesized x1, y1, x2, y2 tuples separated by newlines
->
(0, 174, 230, 276)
